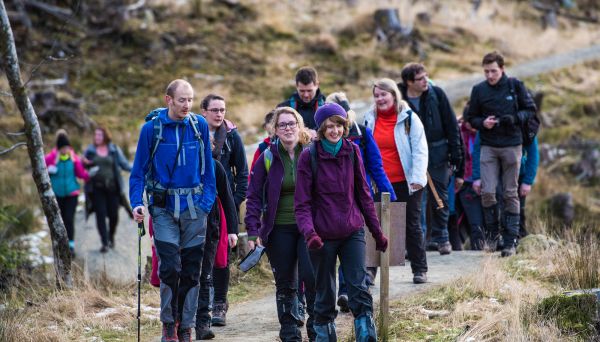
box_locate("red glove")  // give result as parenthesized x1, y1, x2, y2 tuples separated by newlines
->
(374, 233, 388, 252)
(306, 233, 324, 250)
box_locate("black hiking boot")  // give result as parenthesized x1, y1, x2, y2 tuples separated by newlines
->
(195, 320, 215, 340)
(337, 294, 349, 313)
(211, 302, 227, 327)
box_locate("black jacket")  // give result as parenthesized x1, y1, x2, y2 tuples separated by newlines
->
(400, 83, 463, 170)
(277, 89, 326, 130)
(213, 120, 248, 210)
(207, 159, 238, 238)
(466, 74, 536, 147)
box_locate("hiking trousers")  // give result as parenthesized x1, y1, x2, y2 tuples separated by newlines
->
(196, 209, 220, 325)
(151, 205, 207, 329)
(310, 229, 373, 325)
(391, 182, 428, 274)
(266, 224, 316, 341)
(427, 164, 452, 244)
(91, 187, 120, 247)
(480, 145, 522, 214)
(56, 195, 78, 243)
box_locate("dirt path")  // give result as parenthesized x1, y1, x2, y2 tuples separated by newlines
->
(149, 251, 486, 341)
(73, 184, 151, 284)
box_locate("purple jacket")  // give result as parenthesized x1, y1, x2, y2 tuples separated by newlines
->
(295, 139, 383, 241)
(245, 141, 291, 244)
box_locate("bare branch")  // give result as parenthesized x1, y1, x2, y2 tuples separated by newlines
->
(26, 75, 68, 87)
(0, 90, 12, 96)
(0, 142, 26, 156)
(6, 131, 25, 136)
(125, 0, 146, 12)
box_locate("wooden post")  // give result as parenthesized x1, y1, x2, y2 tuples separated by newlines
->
(379, 192, 390, 341)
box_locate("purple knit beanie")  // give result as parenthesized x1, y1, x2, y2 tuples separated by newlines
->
(314, 103, 348, 128)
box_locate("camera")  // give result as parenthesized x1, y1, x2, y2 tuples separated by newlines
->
(153, 190, 167, 208)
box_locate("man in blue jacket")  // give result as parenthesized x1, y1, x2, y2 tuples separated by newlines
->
(399, 63, 463, 255)
(130, 79, 216, 341)
(466, 52, 537, 257)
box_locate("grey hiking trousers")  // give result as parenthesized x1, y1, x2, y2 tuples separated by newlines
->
(151, 205, 207, 329)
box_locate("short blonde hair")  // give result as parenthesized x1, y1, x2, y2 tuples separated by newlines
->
(271, 107, 311, 146)
(372, 78, 408, 114)
(325, 91, 356, 124)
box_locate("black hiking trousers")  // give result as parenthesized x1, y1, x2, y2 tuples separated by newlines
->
(57, 195, 78, 242)
(91, 187, 120, 247)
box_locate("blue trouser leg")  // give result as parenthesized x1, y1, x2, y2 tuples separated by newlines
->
(337, 266, 347, 296)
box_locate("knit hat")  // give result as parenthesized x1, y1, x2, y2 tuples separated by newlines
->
(314, 103, 348, 128)
(56, 134, 71, 149)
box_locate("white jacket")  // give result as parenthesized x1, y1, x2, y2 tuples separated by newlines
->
(363, 106, 428, 194)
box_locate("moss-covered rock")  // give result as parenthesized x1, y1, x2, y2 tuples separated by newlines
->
(537, 292, 599, 337)
(516, 234, 558, 255)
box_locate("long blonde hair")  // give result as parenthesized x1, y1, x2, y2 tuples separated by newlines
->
(270, 107, 311, 146)
(372, 78, 409, 114)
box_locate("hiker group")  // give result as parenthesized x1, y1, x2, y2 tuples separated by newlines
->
(46, 50, 539, 342)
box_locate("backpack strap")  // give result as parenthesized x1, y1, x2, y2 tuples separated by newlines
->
(289, 95, 296, 110)
(309, 142, 318, 181)
(263, 148, 273, 173)
(188, 114, 206, 177)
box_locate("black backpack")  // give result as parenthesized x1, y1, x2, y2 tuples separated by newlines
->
(508, 78, 541, 146)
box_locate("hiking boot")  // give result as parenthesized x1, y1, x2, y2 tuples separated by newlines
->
(211, 302, 227, 327)
(177, 327, 192, 342)
(438, 241, 452, 255)
(195, 321, 215, 340)
(501, 246, 516, 258)
(426, 241, 439, 251)
(100, 245, 109, 253)
(413, 272, 427, 284)
(337, 294, 349, 313)
(161, 322, 178, 342)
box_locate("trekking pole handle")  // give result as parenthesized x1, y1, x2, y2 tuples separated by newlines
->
(137, 208, 146, 237)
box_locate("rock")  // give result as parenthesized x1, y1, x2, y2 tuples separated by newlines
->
(516, 234, 558, 254)
(420, 308, 450, 319)
(550, 192, 575, 227)
(537, 291, 599, 337)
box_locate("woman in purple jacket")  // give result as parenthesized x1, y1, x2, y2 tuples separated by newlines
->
(294, 103, 388, 342)
(245, 107, 316, 342)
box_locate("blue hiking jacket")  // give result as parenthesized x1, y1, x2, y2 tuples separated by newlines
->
(129, 108, 216, 215)
(347, 122, 397, 201)
(472, 132, 539, 185)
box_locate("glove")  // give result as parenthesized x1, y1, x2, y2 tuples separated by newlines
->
(306, 232, 324, 250)
(499, 115, 515, 127)
(373, 232, 388, 252)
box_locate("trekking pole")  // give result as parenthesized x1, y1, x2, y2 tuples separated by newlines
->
(426, 172, 445, 210)
(136, 209, 146, 342)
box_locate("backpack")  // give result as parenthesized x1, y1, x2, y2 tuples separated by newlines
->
(508, 78, 541, 146)
(143, 109, 207, 216)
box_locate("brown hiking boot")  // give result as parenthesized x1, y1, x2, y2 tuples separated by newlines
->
(438, 241, 452, 255)
(161, 322, 178, 342)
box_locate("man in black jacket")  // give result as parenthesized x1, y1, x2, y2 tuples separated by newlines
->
(200, 94, 248, 327)
(399, 62, 463, 255)
(278, 66, 326, 136)
(466, 51, 536, 257)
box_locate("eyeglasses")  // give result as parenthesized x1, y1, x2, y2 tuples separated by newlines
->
(207, 108, 226, 114)
(276, 121, 298, 130)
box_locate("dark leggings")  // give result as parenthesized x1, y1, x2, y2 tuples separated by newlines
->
(213, 250, 230, 304)
(57, 195, 78, 242)
(92, 187, 120, 247)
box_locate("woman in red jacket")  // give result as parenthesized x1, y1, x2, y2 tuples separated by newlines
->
(294, 103, 388, 342)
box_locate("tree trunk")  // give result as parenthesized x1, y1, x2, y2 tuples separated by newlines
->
(0, 1, 72, 288)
